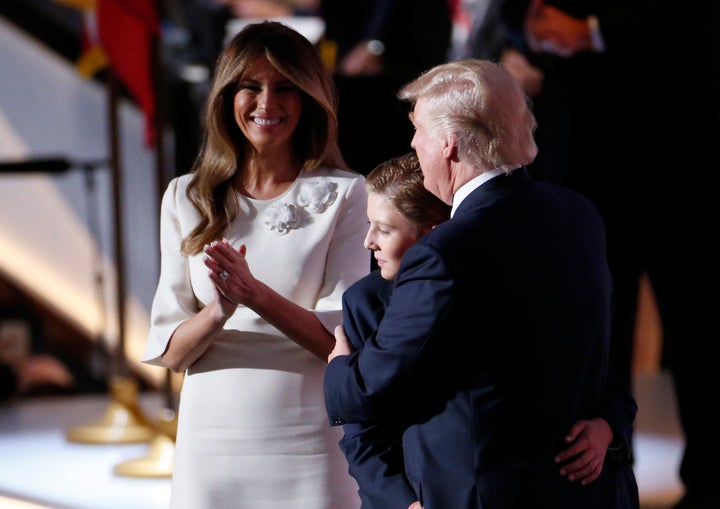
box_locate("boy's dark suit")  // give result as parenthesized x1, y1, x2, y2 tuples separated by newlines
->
(338, 271, 416, 509)
(325, 169, 639, 509)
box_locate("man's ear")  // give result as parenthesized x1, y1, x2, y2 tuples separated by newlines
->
(444, 132, 459, 162)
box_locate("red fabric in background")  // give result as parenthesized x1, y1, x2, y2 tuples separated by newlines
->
(97, 0, 160, 146)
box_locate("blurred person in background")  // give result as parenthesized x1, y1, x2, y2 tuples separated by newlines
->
(318, 0, 453, 175)
(0, 356, 75, 402)
(501, 2, 719, 507)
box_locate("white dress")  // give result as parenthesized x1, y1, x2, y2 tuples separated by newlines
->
(142, 167, 368, 509)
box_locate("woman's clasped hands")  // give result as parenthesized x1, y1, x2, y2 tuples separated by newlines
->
(204, 239, 254, 315)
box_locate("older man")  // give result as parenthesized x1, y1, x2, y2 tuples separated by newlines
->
(324, 59, 638, 509)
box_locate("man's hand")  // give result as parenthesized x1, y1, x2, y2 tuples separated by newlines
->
(555, 418, 613, 485)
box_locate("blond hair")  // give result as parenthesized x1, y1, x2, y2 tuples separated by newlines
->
(398, 59, 538, 173)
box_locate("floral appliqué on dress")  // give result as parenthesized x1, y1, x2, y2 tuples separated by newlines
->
(263, 179, 338, 235)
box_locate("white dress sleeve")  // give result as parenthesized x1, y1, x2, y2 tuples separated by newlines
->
(310, 169, 370, 332)
(142, 176, 199, 365)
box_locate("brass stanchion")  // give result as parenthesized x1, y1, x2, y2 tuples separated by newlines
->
(114, 27, 179, 476)
(66, 376, 155, 444)
(113, 405, 177, 478)
(67, 12, 180, 476)
(65, 70, 154, 446)
(114, 371, 179, 478)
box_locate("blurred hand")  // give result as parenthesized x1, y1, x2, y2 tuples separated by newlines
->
(500, 47, 544, 97)
(525, 0, 593, 57)
(218, 0, 293, 18)
(16, 355, 75, 394)
(337, 42, 384, 76)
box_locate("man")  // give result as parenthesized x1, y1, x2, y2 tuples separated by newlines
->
(324, 59, 638, 509)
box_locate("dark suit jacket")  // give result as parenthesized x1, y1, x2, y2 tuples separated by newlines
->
(325, 169, 639, 509)
(339, 271, 416, 509)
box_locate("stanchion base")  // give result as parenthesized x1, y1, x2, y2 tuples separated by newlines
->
(114, 433, 175, 478)
(65, 400, 155, 444)
(65, 376, 155, 444)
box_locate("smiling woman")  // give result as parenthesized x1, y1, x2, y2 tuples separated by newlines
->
(231, 56, 303, 172)
(140, 20, 369, 509)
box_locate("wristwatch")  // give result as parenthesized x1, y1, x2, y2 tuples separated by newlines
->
(365, 39, 386, 56)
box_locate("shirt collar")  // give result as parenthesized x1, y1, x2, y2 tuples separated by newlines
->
(451, 169, 505, 218)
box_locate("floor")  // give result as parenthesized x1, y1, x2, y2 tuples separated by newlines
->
(633, 370, 684, 508)
(0, 370, 684, 509)
(0, 392, 172, 509)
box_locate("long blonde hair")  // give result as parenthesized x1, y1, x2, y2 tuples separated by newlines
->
(182, 21, 347, 255)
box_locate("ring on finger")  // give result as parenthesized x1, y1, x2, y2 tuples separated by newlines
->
(220, 270, 229, 281)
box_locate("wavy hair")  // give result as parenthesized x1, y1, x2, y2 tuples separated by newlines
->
(182, 21, 347, 255)
(398, 59, 538, 174)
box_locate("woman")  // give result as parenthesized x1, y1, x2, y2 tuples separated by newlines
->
(142, 21, 367, 508)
